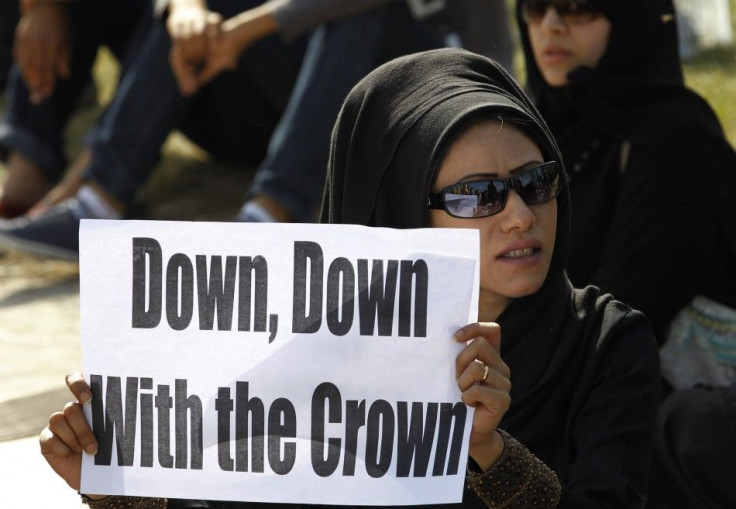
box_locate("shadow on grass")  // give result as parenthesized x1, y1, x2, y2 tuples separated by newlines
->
(0, 276, 79, 309)
(0, 386, 73, 441)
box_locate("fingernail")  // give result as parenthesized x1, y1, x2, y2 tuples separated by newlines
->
(454, 330, 464, 341)
(80, 392, 92, 405)
(85, 444, 97, 455)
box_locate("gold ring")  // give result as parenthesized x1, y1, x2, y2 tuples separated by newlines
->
(481, 364, 490, 383)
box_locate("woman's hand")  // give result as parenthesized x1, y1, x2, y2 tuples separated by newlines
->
(455, 322, 511, 470)
(39, 371, 98, 491)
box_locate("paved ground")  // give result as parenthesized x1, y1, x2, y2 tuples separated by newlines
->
(0, 252, 87, 507)
(0, 146, 254, 506)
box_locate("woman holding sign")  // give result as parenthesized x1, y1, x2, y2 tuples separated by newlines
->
(40, 49, 660, 507)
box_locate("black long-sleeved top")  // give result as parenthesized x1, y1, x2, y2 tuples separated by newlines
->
(565, 133, 736, 344)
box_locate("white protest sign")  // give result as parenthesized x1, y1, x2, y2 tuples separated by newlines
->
(79, 220, 479, 505)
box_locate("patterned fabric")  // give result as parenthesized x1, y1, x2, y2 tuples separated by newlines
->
(466, 430, 561, 508)
(81, 495, 167, 509)
(661, 295, 736, 389)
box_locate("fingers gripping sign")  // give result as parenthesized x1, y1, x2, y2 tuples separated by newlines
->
(39, 371, 98, 491)
(454, 323, 511, 469)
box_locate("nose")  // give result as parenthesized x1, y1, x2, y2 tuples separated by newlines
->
(540, 6, 567, 32)
(498, 190, 535, 233)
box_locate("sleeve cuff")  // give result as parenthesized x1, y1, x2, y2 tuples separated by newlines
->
(80, 495, 167, 509)
(466, 429, 562, 508)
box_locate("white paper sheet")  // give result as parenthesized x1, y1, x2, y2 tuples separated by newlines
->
(79, 220, 479, 505)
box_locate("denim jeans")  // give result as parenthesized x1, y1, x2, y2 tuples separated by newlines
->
(0, 0, 304, 203)
(249, 4, 444, 222)
(82, 0, 305, 204)
(0, 0, 152, 179)
(0, 1, 440, 220)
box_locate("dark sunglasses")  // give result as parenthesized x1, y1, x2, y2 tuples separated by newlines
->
(427, 161, 561, 219)
(521, 0, 602, 24)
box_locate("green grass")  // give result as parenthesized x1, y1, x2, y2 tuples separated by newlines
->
(683, 47, 736, 147)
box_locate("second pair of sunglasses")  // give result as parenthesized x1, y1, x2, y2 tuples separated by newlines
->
(428, 161, 561, 219)
(521, 0, 603, 24)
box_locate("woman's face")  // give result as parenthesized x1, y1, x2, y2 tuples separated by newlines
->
(429, 121, 557, 318)
(527, 6, 612, 87)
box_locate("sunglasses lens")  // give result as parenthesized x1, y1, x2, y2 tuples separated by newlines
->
(443, 180, 505, 218)
(522, 0, 550, 22)
(523, 0, 601, 23)
(517, 163, 561, 205)
(436, 162, 560, 218)
(564, 0, 601, 22)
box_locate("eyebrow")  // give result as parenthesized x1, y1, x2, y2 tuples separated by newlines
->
(454, 160, 544, 184)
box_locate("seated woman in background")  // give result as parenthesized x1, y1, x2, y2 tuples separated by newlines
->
(516, 0, 736, 355)
(40, 49, 660, 508)
(516, 0, 736, 506)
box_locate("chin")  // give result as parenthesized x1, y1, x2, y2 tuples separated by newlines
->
(506, 284, 545, 299)
(540, 70, 570, 88)
(487, 277, 546, 300)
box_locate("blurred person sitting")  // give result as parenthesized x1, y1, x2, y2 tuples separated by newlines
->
(515, 0, 736, 347)
(516, 0, 736, 506)
(0, 0, 153, 219)
(0, 0, 514, 261)
(0, 0, 308, 222)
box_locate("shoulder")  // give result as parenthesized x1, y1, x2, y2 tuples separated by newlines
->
(629, 87, 731, 163)
(572, 286, 659, 369)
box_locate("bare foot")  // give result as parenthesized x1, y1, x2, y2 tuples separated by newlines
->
(251, 194, 291, 222)
(28, 148, 92, 216)
(0, 152, 52, 217)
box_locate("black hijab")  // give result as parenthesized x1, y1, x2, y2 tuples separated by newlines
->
(320, 48, 629, 476)
(517, 0, 736, 261)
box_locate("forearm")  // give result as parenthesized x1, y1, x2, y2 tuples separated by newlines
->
(221, 3, 279, 54)
(266, 0, 396, 41)
(192, 0, 396, 54)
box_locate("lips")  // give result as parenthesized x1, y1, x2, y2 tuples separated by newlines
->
(541, 45, 572, 63)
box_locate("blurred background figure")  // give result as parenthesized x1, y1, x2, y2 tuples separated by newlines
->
(516, 0, 736, 348)
(0, 0, 19, 92)
(0, 0, 514, 262)
(0, 0, 155, 219)
(516, 0, 736, 507)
